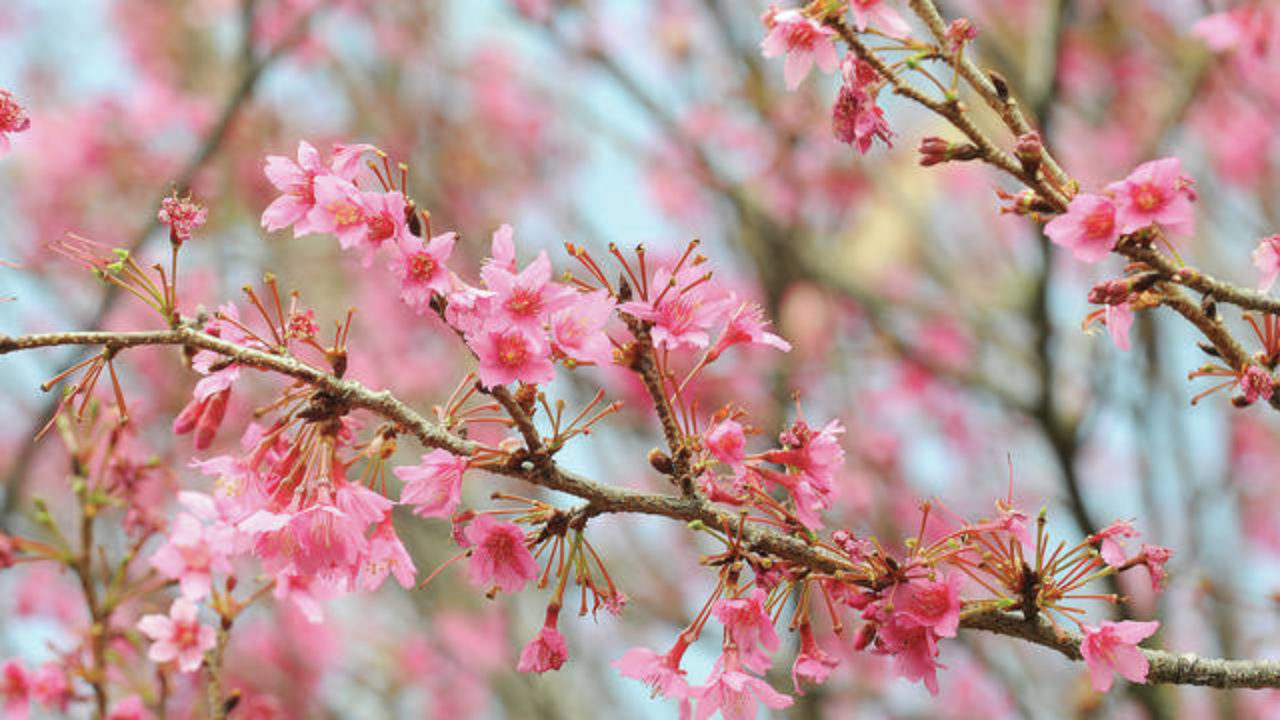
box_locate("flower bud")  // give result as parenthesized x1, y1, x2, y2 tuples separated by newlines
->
(918, 137, 981, 167)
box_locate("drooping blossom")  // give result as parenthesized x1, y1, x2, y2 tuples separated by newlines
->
(549, 289, 616, 366)
(149, 512, 234, 600)
(359, 514, 417, 590)
(613, 638, 693, 703)
(463, 514, 539, 594)
(389, 231, 457, 314)
(1044, 193, 1119, 263)
(157, 191, 208, 244)
(1253, 235, 1280, 292)
(833, 57, 894, 153)
(272, 570, 342, 623)
(894, 572, 963, 638)
(137, 598, 217, 673)
(471, 325, 555, 388)
(848, 0, 912, 38)
(1079, 620, 1159, 692)
(694, 652, 793, 720)
(394, 449, 469, 518)
(874, 615, 943, 694)
(1106, 157, 1196, 236)
(791, 624, 839, 693)
(760, 7, 840, 90)
(517, 612, 569, 673)
(0, 660, 28, 720)
(712, 590, 780, 673)
(0, 89, 31, 155)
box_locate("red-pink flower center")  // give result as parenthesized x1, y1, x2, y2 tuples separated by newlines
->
(483, 528, 519, 561)
(173, 621, 199, 648)
(505, 288, 540, 317)
(0, 92, 29, 132)
(367, 213, 395, 245)
(327, 200, 363, 227)
(781, 21, 821, 51)
(497, 333, 529, 367)
(1084, 207, 1115, 238)
(408, 253, 436, 281)
(1131, 183, 1165, 212)
(911, 584, 949, 620)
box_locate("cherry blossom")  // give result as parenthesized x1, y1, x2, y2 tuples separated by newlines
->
(760, 8, 840, 91)
(1044, 193, 1119, 263)
(1106, 157, 1196, 236)
(394, 449, 469, 518)
(1080, 620, 1159, 692)
(137, 598, 217, 673)
(463, 514, 538, 594)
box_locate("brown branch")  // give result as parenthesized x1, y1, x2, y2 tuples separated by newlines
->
(6, 327, 1280, 689)
(962, 609, 1280, 689)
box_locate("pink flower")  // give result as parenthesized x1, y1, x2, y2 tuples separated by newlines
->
(471, 325, 555, 388)
(833, 57, 894, 153)
(550, 289, 616, 367)
(272, 570, 341, 623)
(1253, 235, 1280, 292)
(1242, 366, 1275, 404)
(875, 616, 942, 694)
(517, 613, 569, 673)
(1, 660, 29, 720)
(1093, 520, 1139, 567)
(895, 572, 963, 638)
(0, 89, 31, 155)
(359, 514, 417, 590)
(1137, 544, 1173, 592)
(260, 141, 329, 235)
(1106, 157, 1196, 236)
(150, 512, 233, 601)
(694, 653, 793, 720)
(849, 0, 912, 38)
(157, 192, 208, 244)
(760, 8, 840, 91)
(105, 695, 151, 720)
(1044, 194, 1119, 263)
(791, 625, 839, 694)
(310, 175, 370, 248)
(29, 664, 70, 713)
(137, 598, 217, 673)
(345, 190, 411, 265)
(394, 449, 469, 518)
(620, 266, 733, 350)
(705, 418, 747, 472)
(173, 357, 237, 451)
(1105, 302, 1134, 351)
(613, 639, 692, 701)
(389, 231, 457, 314)
(463, 514, 538, 594)
(480, 250, 576, 333)
(707, 300, 791, 362)
(1080, 620, 1159, 692)
(712, 590, 780, 673)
